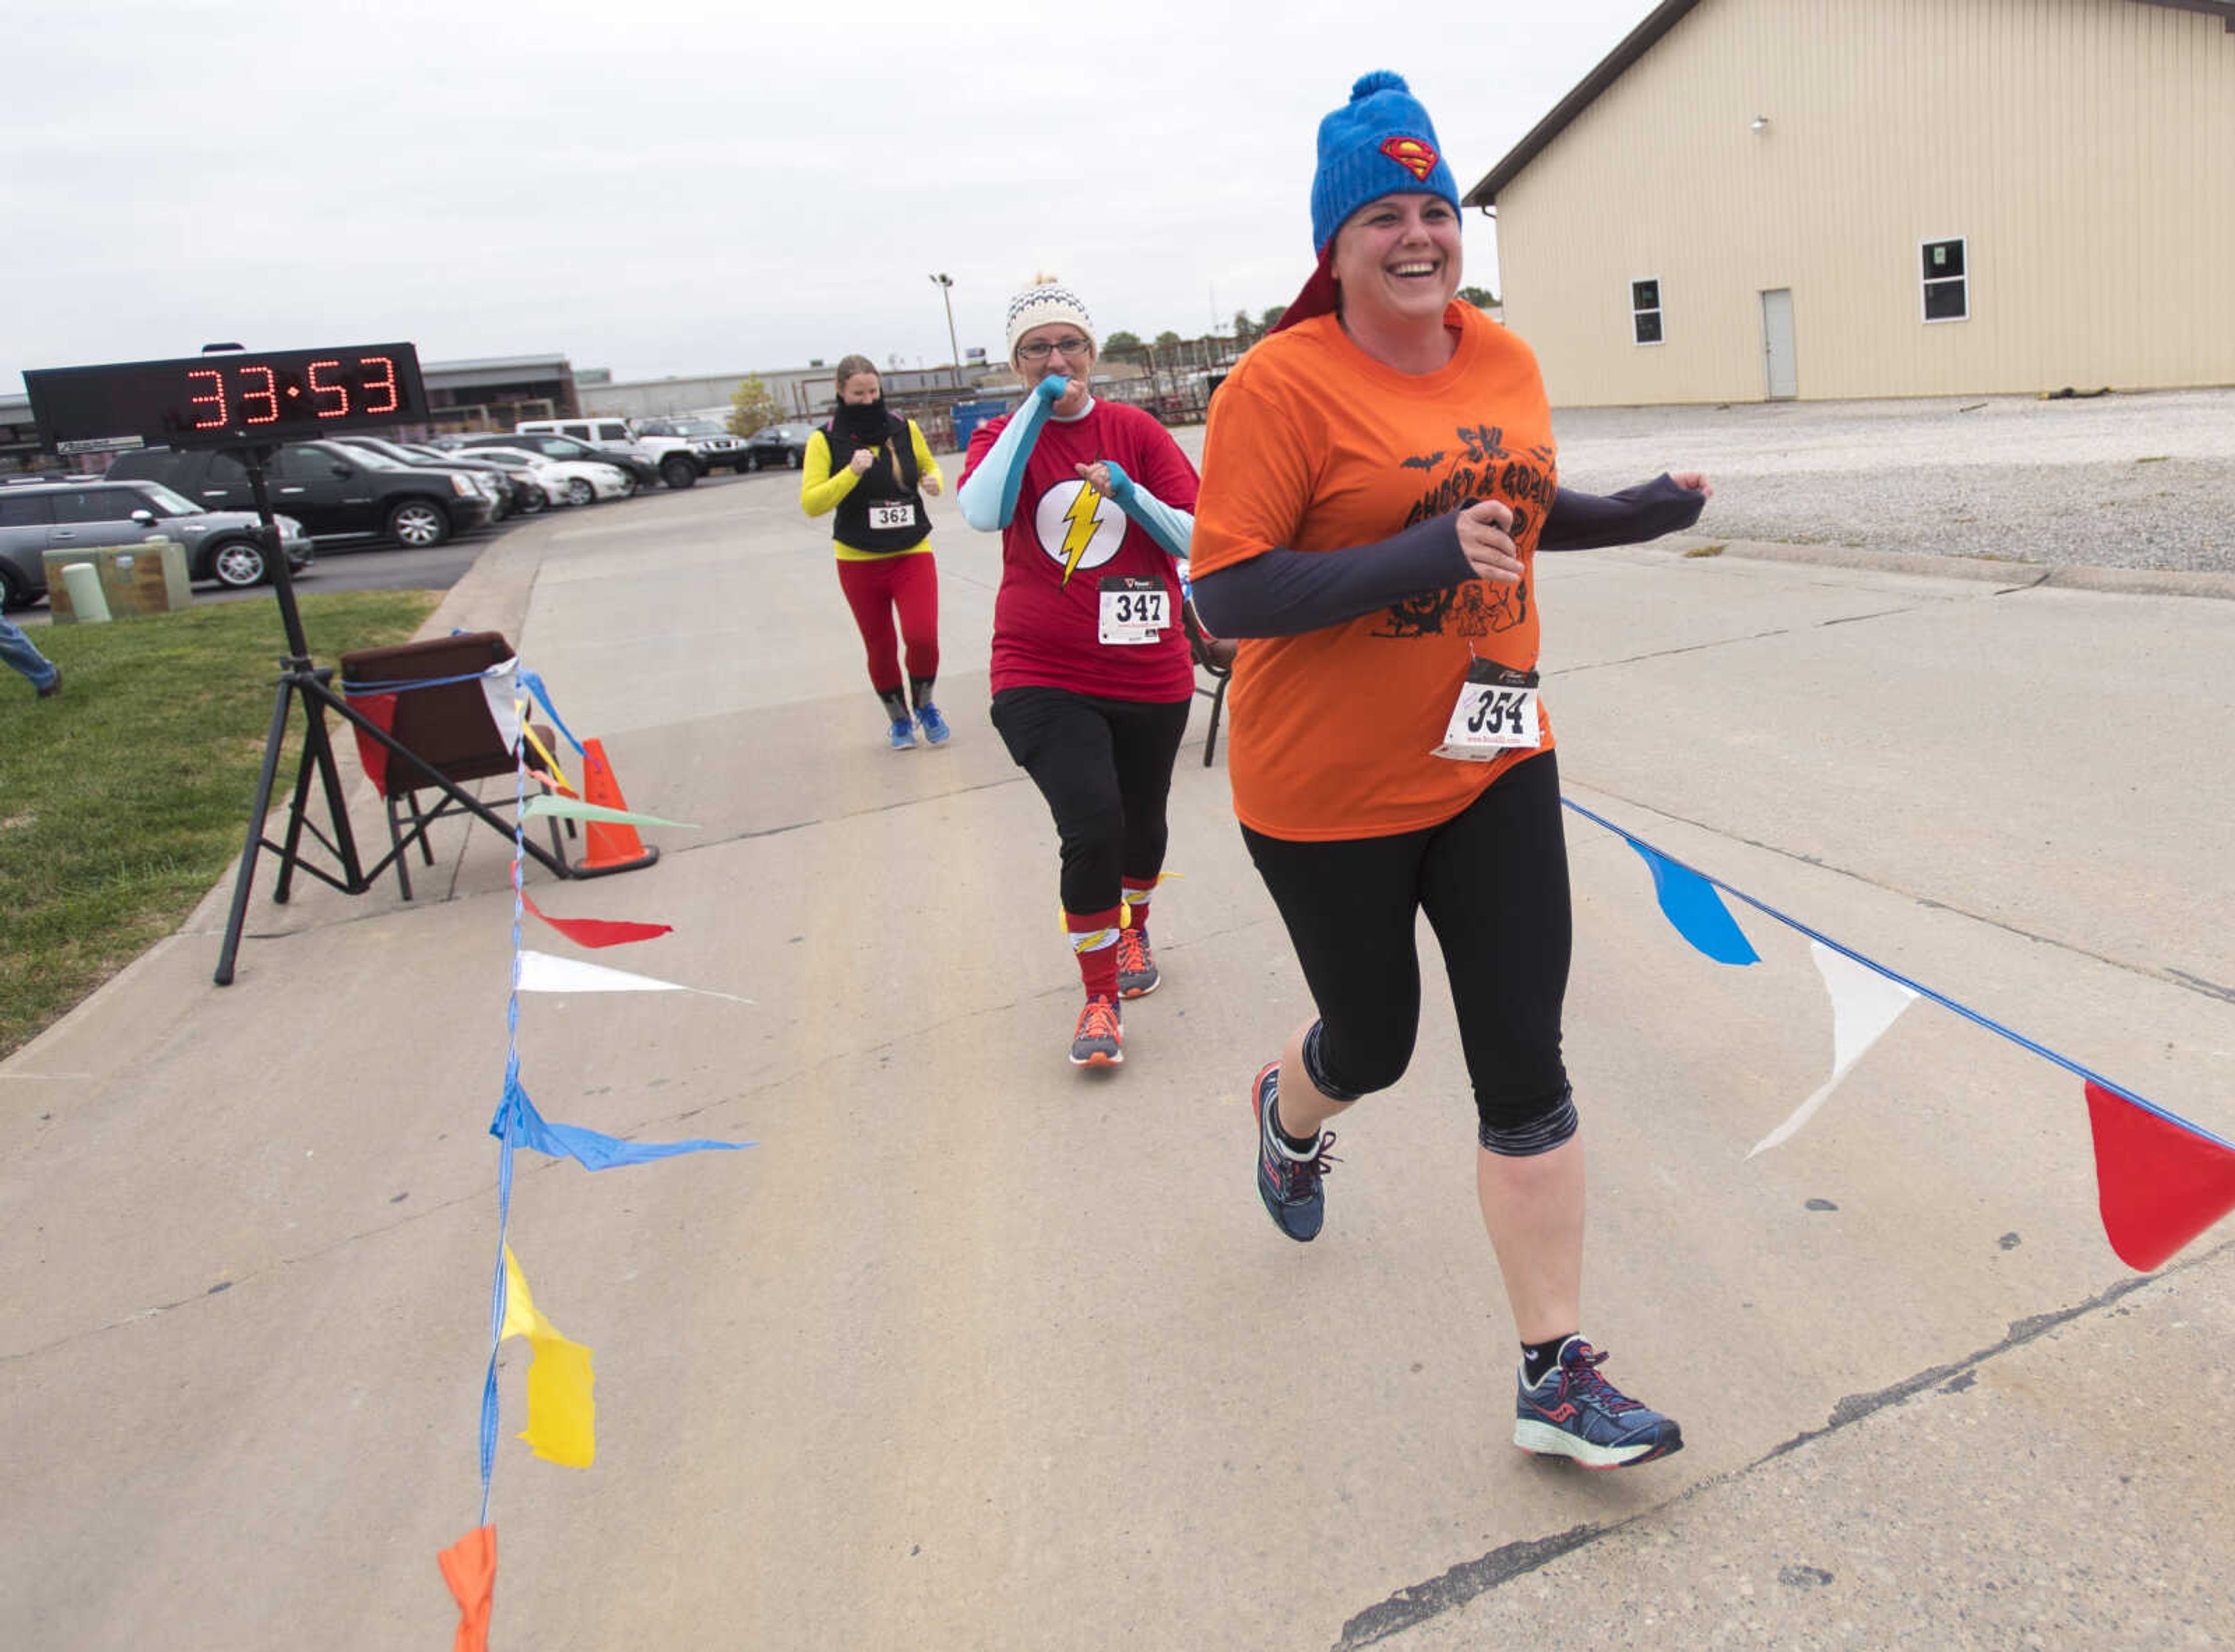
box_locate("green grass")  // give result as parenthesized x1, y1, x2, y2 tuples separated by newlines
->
(0, 590, 439, 1059)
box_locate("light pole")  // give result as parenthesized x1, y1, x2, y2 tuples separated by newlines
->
(929, 272, 962, 390)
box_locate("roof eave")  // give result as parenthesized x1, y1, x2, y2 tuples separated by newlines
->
(1462, 0, 1702, 208)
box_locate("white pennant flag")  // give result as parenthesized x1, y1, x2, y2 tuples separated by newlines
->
(480, 658, 523, 752)
(1748, 942, 1917, 1159)
(516, 950, 751, 1003)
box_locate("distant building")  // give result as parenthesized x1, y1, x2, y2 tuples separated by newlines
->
(574, 365, 976, 422)
(1464, 0, 2235, 404)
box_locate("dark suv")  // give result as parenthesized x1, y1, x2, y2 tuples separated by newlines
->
(108, 440, 494, 548)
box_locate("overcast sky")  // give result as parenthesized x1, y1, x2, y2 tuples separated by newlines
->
(4, 0, 1662, 390)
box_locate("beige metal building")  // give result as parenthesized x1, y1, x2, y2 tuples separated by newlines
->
(1464, 0, 2235, 405)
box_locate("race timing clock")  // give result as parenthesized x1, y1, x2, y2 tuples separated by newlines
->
(24, 343, 430, 453)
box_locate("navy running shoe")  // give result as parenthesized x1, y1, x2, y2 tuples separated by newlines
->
(1251, 1061, 1333, 1242)
(1513, 1337, 1683, 1468)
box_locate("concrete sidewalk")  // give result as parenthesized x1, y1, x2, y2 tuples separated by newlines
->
(2, 469, 2230, 1650)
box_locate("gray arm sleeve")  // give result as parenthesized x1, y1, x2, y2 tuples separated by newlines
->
(1539, 474, 1707, 550)
(1188, 513, 1473, 640)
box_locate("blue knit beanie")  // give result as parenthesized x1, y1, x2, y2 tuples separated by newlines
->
(1309, 71, 1461, 254)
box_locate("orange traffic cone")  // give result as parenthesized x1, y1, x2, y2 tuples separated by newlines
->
(573, 736, 660, 877)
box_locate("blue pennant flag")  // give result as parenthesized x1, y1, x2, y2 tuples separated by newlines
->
(490, 1075, 753, 1170)
(1626, 841, 1760, 965)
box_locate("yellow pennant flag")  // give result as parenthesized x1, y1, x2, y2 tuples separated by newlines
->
(501, 1246, 597, 1468)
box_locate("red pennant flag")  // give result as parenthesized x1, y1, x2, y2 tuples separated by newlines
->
(521, 890, 673, 948)
(437, 1525, 496, 1652)
(347, 692, 400, 794)
(2084, 1082, 2235, 1271)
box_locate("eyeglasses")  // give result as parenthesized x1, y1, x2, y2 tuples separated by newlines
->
(1016, 336, 1092, 363)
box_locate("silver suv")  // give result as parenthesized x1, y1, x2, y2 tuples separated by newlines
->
(0, 477, 314, 608)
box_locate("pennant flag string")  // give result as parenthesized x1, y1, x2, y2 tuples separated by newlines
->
(1562, 796, 2231, 1153)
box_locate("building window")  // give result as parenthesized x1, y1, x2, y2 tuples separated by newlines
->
(1631, 278, 1664, 345)
(1922, 238, 1968, 322)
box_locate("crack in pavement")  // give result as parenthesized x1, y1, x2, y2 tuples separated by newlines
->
(1332, 1239, 2230, 1649)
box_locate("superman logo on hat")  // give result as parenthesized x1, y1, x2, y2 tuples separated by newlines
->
(1381, 136, 1439, 180)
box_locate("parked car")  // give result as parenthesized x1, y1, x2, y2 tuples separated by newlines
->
(742, 422, 814, 471)
(107, 440, 494, 549)
(514, 417, 700, 490)
(636, 415, 750, 474)
(444, 432, 655, 493)
(392, 443, 547, 514)
(0, 477, 313, 607)
(327, 435, 516, 520)
(466, 445, 631, 507)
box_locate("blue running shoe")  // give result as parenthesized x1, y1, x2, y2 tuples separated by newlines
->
(1251, 1062, 1333, 1242)
(916, 703, 952, 745)
(888, 717, 917, 751)
(1513, 1337, 1683, 1468)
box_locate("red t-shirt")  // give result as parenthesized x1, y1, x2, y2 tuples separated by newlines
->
(960, 399, 1198, 702)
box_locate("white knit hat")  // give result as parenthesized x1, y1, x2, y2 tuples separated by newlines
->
(1005, 276, 1096, 366)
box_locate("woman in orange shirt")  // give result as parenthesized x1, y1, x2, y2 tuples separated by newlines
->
(1191, 72, 1709, 1469)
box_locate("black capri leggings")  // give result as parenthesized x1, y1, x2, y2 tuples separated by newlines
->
(989, 686, 1191, 915)
(1241, 749, 1575, 1151)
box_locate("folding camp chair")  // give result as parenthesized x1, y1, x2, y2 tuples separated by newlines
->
(338, 631, 573, 898)
(1180, 599, 1237, 768)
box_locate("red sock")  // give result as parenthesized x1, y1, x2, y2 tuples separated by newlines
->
(1121, 883, 1154, 937)
(1066, 905, 1122, 1000)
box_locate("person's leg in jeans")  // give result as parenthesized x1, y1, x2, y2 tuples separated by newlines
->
(1, 617, 59, 697)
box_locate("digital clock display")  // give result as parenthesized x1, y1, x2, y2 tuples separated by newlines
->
(25, 343, 430, 452)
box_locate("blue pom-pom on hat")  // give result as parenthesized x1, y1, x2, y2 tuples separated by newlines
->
(1309, 69, 1461, 253)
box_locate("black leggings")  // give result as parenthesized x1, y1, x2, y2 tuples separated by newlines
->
(1241, 750, 1574, 1150)
(990, 686, 1191, 914)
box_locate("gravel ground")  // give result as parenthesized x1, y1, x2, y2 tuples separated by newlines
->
(1548, 386, 2235, 574)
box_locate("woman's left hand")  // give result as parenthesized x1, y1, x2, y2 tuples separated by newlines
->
(1672, 471, 1714, 499)
(923, 475, 942, 496)
(1074, 461, 1115, 498)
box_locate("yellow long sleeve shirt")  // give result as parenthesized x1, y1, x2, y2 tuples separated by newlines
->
(800, 422, 946, 560)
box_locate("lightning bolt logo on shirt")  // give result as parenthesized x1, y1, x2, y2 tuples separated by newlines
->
(1059, 484, 1103, 584)
(1033, 477, 1126, 580)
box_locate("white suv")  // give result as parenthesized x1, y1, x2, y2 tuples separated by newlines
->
(515, 417, 703, 490)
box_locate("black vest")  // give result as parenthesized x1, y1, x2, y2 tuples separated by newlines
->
(825, 413, 928, 555)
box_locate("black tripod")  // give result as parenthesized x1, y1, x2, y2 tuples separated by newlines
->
(212, 445, 567, 985)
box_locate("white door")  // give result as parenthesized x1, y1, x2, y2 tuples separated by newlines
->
(1761, 289, 1798, 400)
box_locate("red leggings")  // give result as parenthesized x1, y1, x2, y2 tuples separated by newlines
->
(835, 552, 940, 694)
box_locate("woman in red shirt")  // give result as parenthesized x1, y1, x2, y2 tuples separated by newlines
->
(957, 279, 1204, 1069)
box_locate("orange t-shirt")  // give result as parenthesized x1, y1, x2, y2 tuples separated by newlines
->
(1190, 304, 1559, 841)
